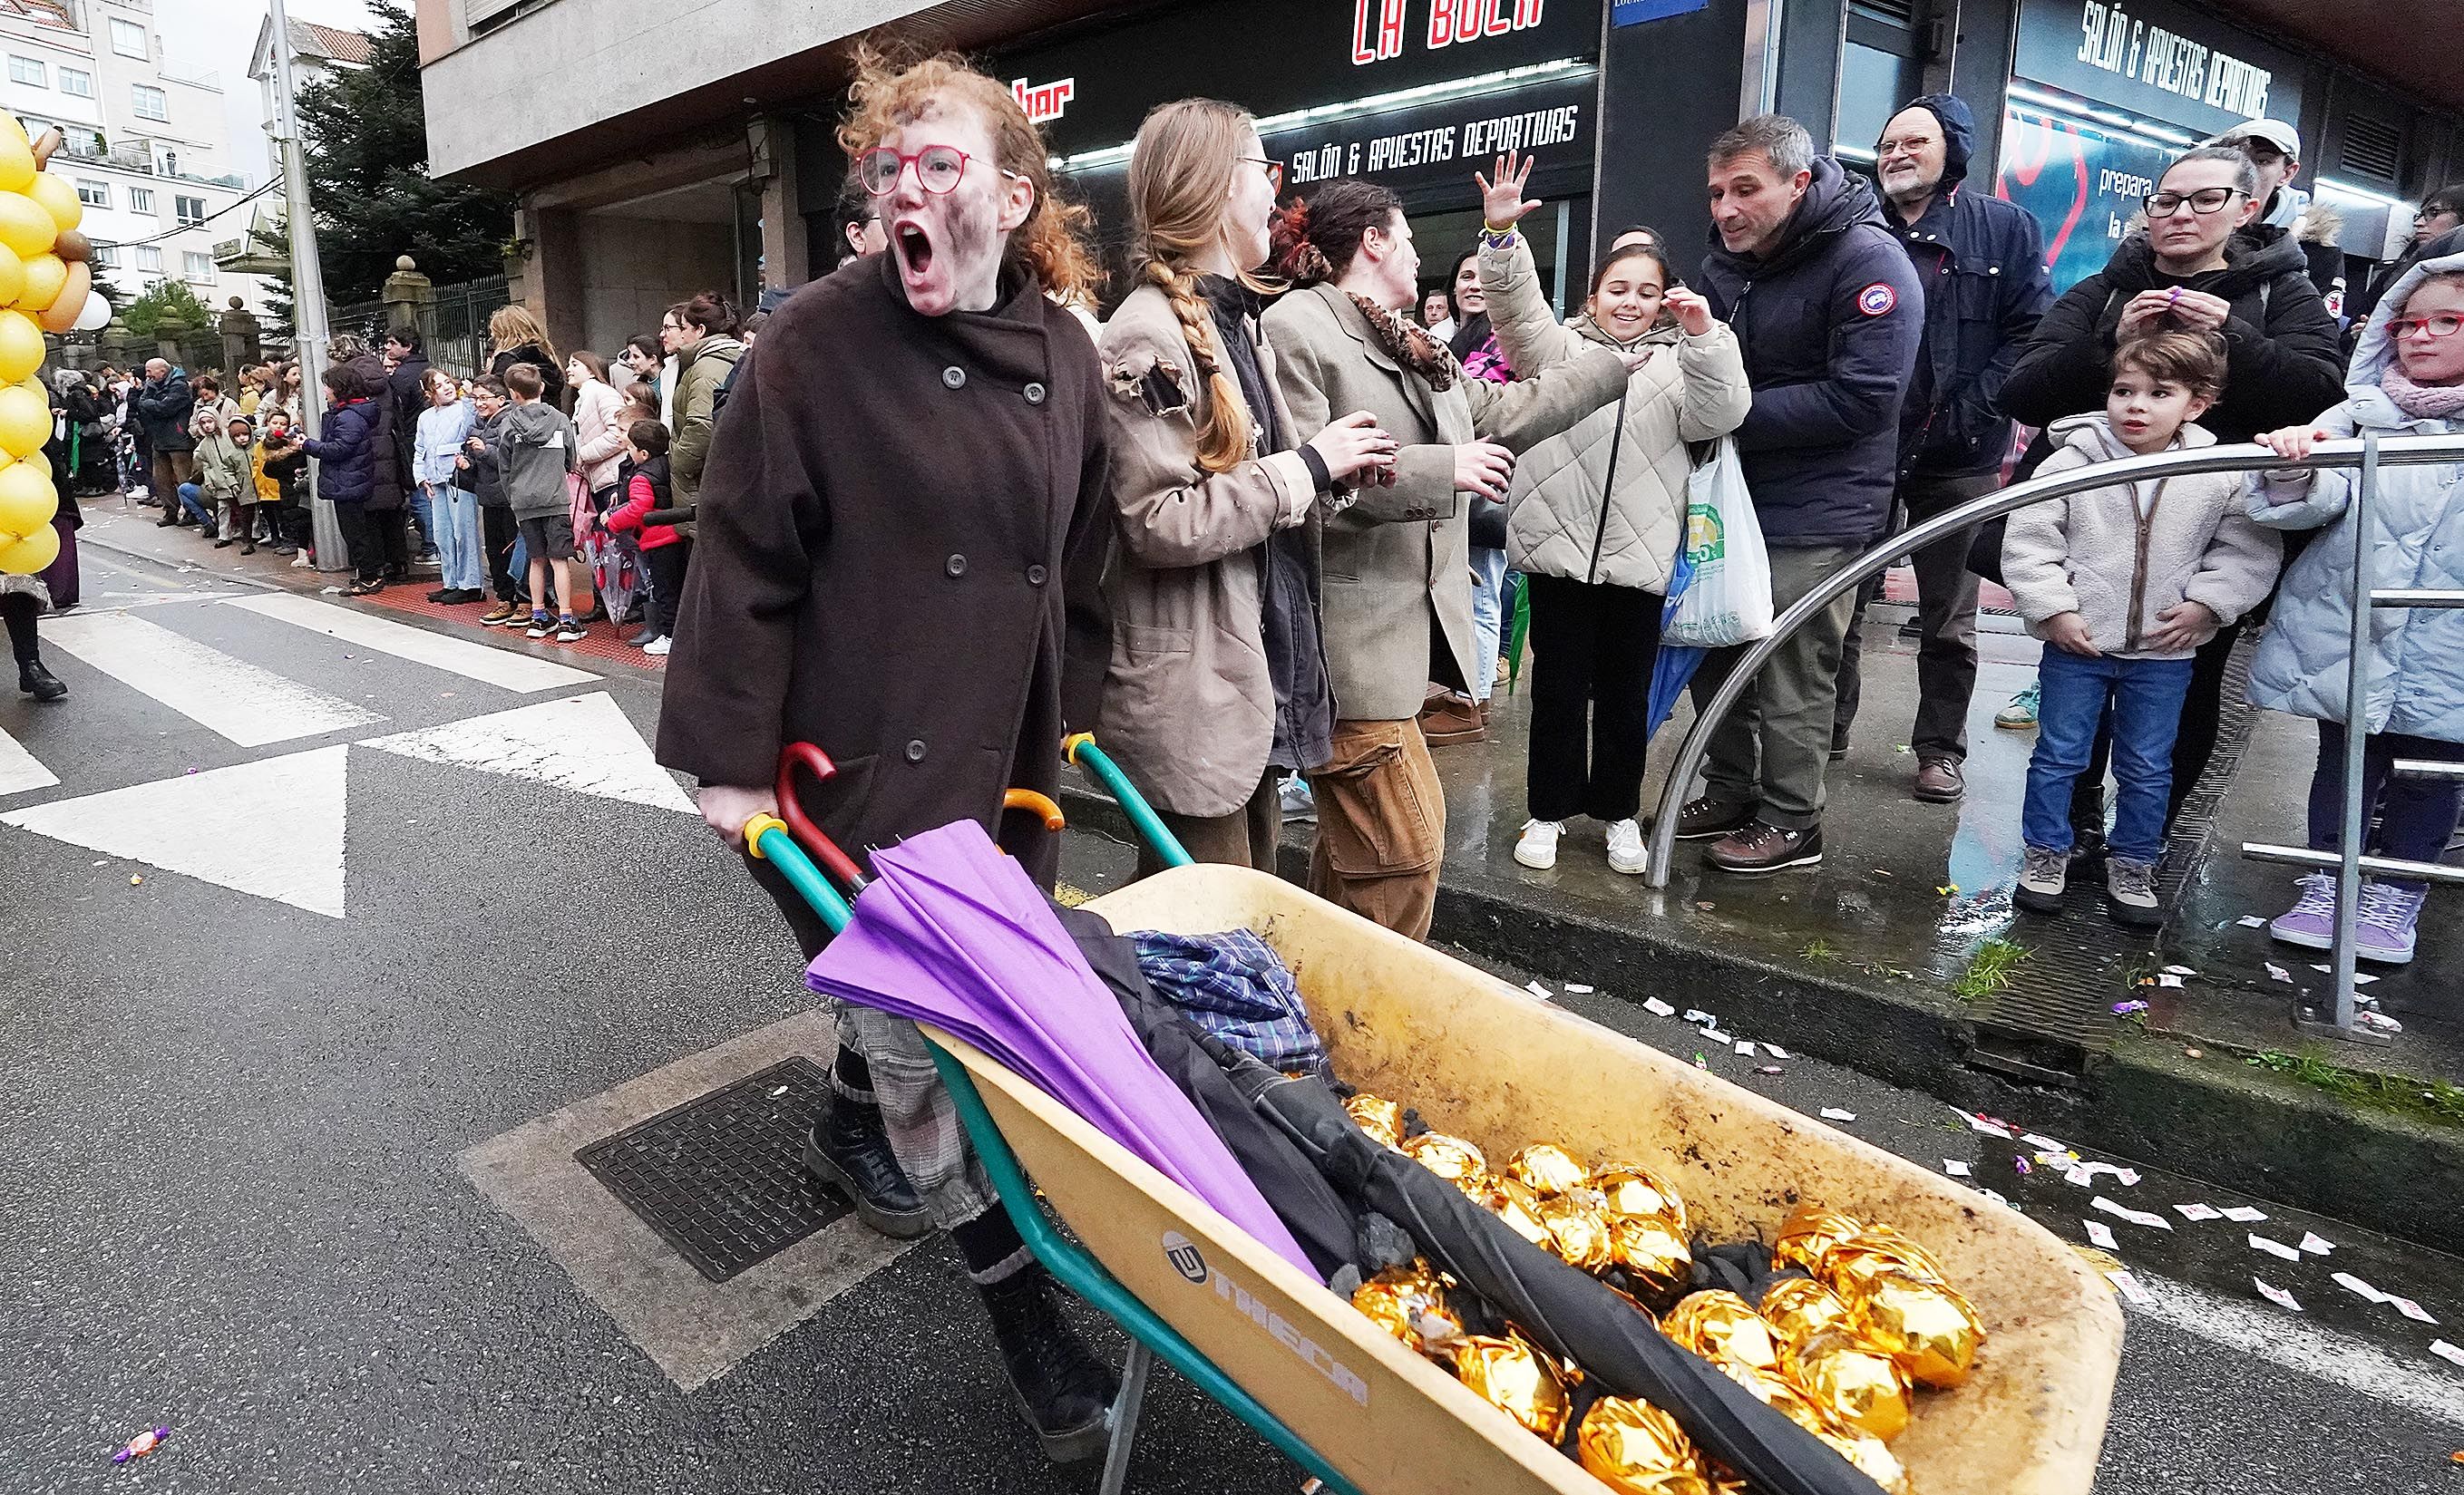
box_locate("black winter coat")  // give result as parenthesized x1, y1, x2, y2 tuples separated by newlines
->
(1698, 160, 1926, 548)
(2000, 228, 2347, 451)
(490, 344, 566, 413)
(134, 373, 195, 452)
(656, 251, 1113, 889)
(302, 398, 380, 504)
(346, 353, 405, 510)
(388, 351, 430, 483)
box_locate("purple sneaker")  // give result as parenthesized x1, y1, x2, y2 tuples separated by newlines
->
(2267, 873, 2338, 950)
(2354, 880, 2425, 966)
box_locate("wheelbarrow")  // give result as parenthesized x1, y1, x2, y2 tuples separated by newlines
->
(752, 738, 2124, 1495)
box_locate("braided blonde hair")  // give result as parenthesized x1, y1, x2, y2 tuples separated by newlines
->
(1129, 99, 1270, 475)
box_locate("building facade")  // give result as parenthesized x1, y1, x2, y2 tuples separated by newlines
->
(414, 0, 2463, 351)
(1, 0, 278, 321)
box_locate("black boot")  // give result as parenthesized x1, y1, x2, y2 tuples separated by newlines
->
(980, 1266, 1118, 1462)
(802, 1098, 931, 1239)
(18, 659, 66, 702)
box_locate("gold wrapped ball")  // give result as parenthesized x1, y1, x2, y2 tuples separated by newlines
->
(1592, 1163, 1690, 1233)
(1852, 1267, 1984, 1389)
(1505, 1142, 1590, 1196)
(1608, 1212, 1694, 1297)
(1475, 1174, 1558, 1251)
(1772, 1204, 1864, 1275)
(1818, 1428, 1914, 1495)
(1819, 1224, 1950, 1296)
(1452, 1333, 1571, 1442)
(1790, 1326, 1914, 1442)
(1403, 1131, 1487, 1183)
(1577, 1397, 1708, 1493)
(1344, 1093, 1404, 1149)
(1758, 1276, 1854, 1353)
(1662, 1289, 1784, 1377)
(1537, 1190, 1616, 1273)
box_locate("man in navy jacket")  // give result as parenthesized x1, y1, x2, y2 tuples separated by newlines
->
(1833, 93, 2051, 806)
(1684, 113, 1923, 874)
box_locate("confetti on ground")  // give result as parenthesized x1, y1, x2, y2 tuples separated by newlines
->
(2109, 1270, 2153, 1306)
(1735, 1041, 1757, 1057)
(2113, 1000, 2150, 1016)
(2163, 965, 2197, 976)
(2220, 1206, 2268, 1223)
(1564, 983, 1593, 994)
(1701, 1026, 1735, 1045)
(2174, 1203, 2223, 1221)
(2299, 1231, 2335, 1256)
(2254, 1278, 2302, 1312)
(2014, 1157, 2032, 1175)
(2157, 973, 2185, 988)
(1683, 1008, 1716, 1024)
(1755, 1065, 1784, 1076)
(1962, 1111, 2013, 1138)
(1642, 997, 1676, 1016)
(2022, 1132, 2067, 1151)
(2354, 972, 2379, 986)
(2264, 962, 2293, 984)
(1943, 1160, 1972, 1177)
(2084, 1219, 2118, 1249)
(1696, 900, 1715, 911)
(1935, 883, 1958, 897)
(2334, 1272, 2391, 1305)
(1526, 980, 1553, 1000)
(2248, 1233, 2303, 1262)
(2071, 1161, 2140, 1187)
(1762, 1043, 1790, 1060)
(1819, 1108, 1857, 1122)
(2392, 1297, 2440, 1325)
(2430, 1340, 2464, 1369)
(2093, 1197, 2172, 1230)
(130, 875, 142, 885)
(1693, 1053, 1708, 1069)
(1983, 1189, 2015, 1209)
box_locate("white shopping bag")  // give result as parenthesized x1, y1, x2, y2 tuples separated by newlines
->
(1662, 438, 1773, 647)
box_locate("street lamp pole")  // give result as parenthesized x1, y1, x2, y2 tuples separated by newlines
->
(265, 0, 344, 571)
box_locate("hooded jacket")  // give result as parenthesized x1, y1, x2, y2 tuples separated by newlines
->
(2000, 227, 2345, 451)
(300, 398, 380, 504)
(1697, 159, 1924, 548)
(1477, 234, 1751, 593)
(133, 371, 195, 452)
(1882, 94, 2055, 479)
(2245, 248, 2464, 741)
(2001, 415, 2280, 660)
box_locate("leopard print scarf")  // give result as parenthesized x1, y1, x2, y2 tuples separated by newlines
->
(1346, 292, 1461, 393)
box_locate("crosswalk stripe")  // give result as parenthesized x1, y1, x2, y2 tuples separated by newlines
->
(222, 593, 598, 694)
(43, 610, 385, 747)
(0, 722, 58, 796)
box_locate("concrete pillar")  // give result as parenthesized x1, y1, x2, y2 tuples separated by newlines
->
(750, 114, 809, 292)
(530, 203, 587, 371)
(219, 296, 263, 372)
(381, 255, 435, 346)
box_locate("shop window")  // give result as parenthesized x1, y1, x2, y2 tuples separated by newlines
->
(131, 84, 168, 122)
(8, 55, 45, 87)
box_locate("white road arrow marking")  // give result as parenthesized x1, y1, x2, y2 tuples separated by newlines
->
(44, 609, 383, 745)
(223, 593, 597, 693)
(358, 692, 693, 813)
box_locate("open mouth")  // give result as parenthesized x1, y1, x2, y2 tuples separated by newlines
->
(892, 219, 937, 279)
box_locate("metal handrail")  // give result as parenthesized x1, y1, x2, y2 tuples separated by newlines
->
(1641, 432, 2464, 888)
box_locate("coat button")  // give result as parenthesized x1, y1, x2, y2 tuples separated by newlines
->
(905, 739, 928, 762)
(945, 553, 968, 578)
(1027, 564, 1048, 586)
(1024, 382, 1047, 405)
(942, 366, 966, 389)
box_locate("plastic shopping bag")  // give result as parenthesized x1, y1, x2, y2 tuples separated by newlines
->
(1661, 438, 1773, 647)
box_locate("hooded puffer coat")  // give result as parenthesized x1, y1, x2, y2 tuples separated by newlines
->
(1477, 234, 1750, 594)
(2245, 248, 2464, 741)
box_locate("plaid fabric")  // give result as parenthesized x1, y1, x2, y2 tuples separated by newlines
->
(839, 1002, 1008, 1249)
(1128, 927, 1326, 1074)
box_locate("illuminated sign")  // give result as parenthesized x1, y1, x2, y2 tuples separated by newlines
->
(1355, 0, 1547, 65)
(2074, 1, 2270, 117)
(1010, 76, 1075, 125)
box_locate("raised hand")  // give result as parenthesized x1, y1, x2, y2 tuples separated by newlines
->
(1474, 151, 1541, 228)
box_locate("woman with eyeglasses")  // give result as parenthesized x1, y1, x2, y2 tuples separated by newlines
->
(1093, 98, 1397, 875)
(1996, 143, 2348, 863)
(2345, 183, 2464, 341)
(2244, 247, 2464, 968)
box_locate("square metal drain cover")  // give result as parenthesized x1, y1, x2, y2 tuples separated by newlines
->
(576, 1056, 851, 1283)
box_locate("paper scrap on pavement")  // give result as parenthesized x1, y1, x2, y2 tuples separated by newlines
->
(2248, 1233, 2303, 1262)
(2022, 1132, 2067, 1151)
(2334, 1272, 2392, 1306)
(2062, 1166, 2095, 1189)
(2236, 914, 2267, 927)
(2298, 1231, 2335, 1256)
(1642, 997, 1676, 1016)
(1683, 1009, 1715, 1024)
(2264, 962, 2293, 984)
(1943, 1160, 1972, 1177)
(2254, 1278, 2302, 1312)
(1735, 1041, 1757, 1057)
(1526, 980, 1553, 1000)
(1565, 983, 1593, 994)
(2071, 1161, 2140, 1187)
(2084, 1219, 2118, 1250)
(2353, 972, 2378, 986)
(1963, 1112, 2013, 1138)
(2174, 1202, 2224, 1221)
(2391, 1297, 2440, 1325)
(2093, 1197, 2172, 1230)
(2163, 965, 2197, 976)
(2157, 972, 2184, 988)
(1819, 1108, 1857, 1122)
(2109, 1270, 2153, 1306)
(1983, 1189, 2015, 1209)
(2220, 1206, 2269, 1223)
(1761, 1043, 1790, 1060)
(2430, 1340, 2464, 1369)
(1701, 1026, 1735, 1045)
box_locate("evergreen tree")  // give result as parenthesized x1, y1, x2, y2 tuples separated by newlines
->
(121, 279, 216, 341)
(293, 0, 513, 304)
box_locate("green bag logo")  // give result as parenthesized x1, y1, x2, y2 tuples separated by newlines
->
(1685, 500, 1727, 568)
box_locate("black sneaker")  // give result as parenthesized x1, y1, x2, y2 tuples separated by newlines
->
(981, 1267, 1119, 1463)
(426, 587, 456, 603)
(802, 1101, 931, 1239)
(1670, 796, 1757, 841)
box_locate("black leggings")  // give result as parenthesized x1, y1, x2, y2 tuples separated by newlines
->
(643, 539, 690, 637)
(2, 592, 36, 665)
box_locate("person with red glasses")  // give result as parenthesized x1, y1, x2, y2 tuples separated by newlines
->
(2246, 246, 2464, 969)
(654, 48, 1122, 1461)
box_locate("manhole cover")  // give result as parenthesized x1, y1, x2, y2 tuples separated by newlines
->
(576, 1057, 851, 1283)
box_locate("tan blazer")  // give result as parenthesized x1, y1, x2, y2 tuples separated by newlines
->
(1263, 279, 1629, 721)
(1096, 282, 1321, 818)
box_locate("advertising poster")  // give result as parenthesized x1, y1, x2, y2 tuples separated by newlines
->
(1996, 104, 2178, 294)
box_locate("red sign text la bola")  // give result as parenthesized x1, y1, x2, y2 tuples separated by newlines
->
(1354, 0, 1548, 64)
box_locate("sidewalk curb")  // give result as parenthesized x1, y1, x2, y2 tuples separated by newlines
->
(1057, 781, 2464, 1254)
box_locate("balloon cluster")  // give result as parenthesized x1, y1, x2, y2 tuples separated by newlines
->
(0, 115, 111, 576)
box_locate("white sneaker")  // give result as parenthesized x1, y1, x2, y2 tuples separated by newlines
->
(289, 552, 314, 568)
(1605, 818, 1647, 875)
(642, 636, 672, 656)
(1514, 819, 1563, 869)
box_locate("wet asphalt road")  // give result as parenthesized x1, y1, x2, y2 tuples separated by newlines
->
(3, 547, 2459, 1493)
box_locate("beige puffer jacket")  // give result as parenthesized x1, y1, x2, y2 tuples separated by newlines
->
(1478, 236, 1751, 593)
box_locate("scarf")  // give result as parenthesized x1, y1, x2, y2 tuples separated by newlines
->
(1347, 292, 1460, 393)
(2381, 365, 2464, 420)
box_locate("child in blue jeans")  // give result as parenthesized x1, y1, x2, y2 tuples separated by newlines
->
(2001, 331, 2281, 926)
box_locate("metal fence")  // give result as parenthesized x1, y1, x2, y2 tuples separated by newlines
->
(311, 274, 512, 379)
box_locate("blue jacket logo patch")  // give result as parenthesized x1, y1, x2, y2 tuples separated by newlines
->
(1856, 282, 1898, 316)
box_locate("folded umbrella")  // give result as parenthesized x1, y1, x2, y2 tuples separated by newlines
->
(1647, 541, 1705, 739)
(803, 820, 1316, 1277)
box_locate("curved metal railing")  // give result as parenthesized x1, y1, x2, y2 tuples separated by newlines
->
(1641, 432, 2464, 890)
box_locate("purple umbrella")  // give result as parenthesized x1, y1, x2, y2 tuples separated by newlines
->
(803, 820, 1316, 1277)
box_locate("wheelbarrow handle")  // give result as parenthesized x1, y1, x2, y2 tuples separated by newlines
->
(1063, 733, 1193, 869)
(1002, 788, 1066, 832)
(744, 813, 854, 933)
(774, 742, 872, 893)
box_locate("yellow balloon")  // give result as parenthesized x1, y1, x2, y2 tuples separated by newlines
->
(0, 457, 54, 533)
(14, 375, 40, 404)
(0, 385, 46, 460)
(24, 173, 78, 234)
(0, 135, 31, 198)
(0, 310, 42, 383)
(0, 194, 52, 258)
(0, 520, 58, 575)
(17, 252, 63, 313)
(0, 244, 21, 309)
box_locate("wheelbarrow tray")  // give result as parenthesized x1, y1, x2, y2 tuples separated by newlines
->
(926, 864, 2121, 1495)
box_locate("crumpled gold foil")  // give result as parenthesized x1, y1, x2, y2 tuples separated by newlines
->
(1403, 1131, 1487, 1183)
(1820, 1224, 1951, 1299)
(1758, 1276, 1854, 1354)
(1790, 1326, 1914, 1442)
(1538, 1189, 1616, 1273)
(1607, 1282, 1662, 1330)
(1452, 1333, 1571, 1442)
(1818, 1427, 1914, 1495)
(1349, 1263, 1462, 1358)
(1852, 1267, 1984, 1389)
(1592, 1163, 1690, 1233)
(1343, 1093, 1404, 1149)
(1466, 1174, 1557, 1250)
(1662, 1290, 1784, 1377)
(1771, 1204, 1863, 1275)
(1505, 1142, 1590, 1197)
(1609, 1212, 1694, 1296)
(1576, 1397, 1706, 1493)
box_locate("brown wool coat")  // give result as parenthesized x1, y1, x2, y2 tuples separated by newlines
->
(655, 252, 1114, 885)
